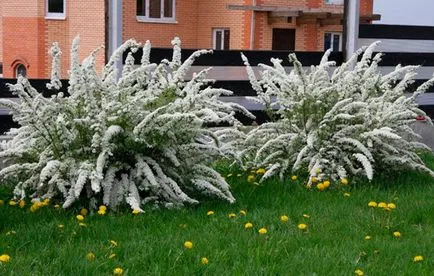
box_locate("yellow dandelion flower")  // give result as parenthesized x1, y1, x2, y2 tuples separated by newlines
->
(80, 208, 88, 216)
(354, 269, 364, 275)
(258, 228, 267, 234)
(99, 205, 107, 211)
(113, 267, 124, 275)
(378, 202, 387, 208)
(244, 222, 253, 229)
(201, 257, 209, 265)
(86, 252, 95, 261)
(79, 223, 87, 227)
(108, 253, 116, 259)
(110, 240, 118, 247)
(76, 215, 84, 221)
(303, 214, 310, 218)
(393, 231, 401, 238)
(413, 255, 424, 262)
(184, 241, 193, 249)
(341, 178, 349, 185)
(368, 201, 377, 207)
(311, 177, 318, 183)
(365, 235, 372, 240)
(323, 180, 330, 188)
(206, 210, 215, 216)
(228, 213, 236, 219)
(132, 209, 141, 215)
(29, 202, 42, 212)
(297, 223, 308, 230)
(98, 209, 106, 216)
(316, 183, 325, 191)
(42, 198, 50, 206)
(9, 200, 17, 206)
(18, 200, 26, 208)
(280, 215, 289, 223)
(291, 175, 297, 181)
(344, 193, 350, 197)
(387, 203, 396, 209)
(239, 210, 247, 216)
(0, 254, 11, 263)
(247, 175, 255, 183)
(256, 168, 266, 174)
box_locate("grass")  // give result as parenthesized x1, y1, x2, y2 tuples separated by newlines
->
(0, 157, 433, 275)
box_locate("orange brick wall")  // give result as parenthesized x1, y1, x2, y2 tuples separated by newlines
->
(360, 0, 373, 16)
(2, 0, 45, 78)
(0, 0, 374, 78)
(197, 0, 247, 50)
(121, 0, 372, 51)
(1, 0, 105, 79)
(254, 0, 307, 50)
(0, 0, 3, 65)
(45, 0, 106, 78)
(123, 0, 199, 48)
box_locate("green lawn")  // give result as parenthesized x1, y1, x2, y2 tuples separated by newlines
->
(1, 157, 433, 275)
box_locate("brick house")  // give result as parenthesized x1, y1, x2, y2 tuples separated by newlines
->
(0, 0, 377, 79)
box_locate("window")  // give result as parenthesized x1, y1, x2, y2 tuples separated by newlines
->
(137, 0, 175, 22)
(272, 29, 295, 51)
(325, 0, 343, 4)
(213, 29, 230, 50)
(15, 64, 27, 78)
(46, 0, 66, 19)
(324, 32, 342, 52)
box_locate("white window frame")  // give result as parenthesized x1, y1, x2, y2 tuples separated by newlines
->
(45, 0, 66, 20)
(212, 28, 230, 50)
(136, 0, 177, 24)
(325, 32, 343, 51)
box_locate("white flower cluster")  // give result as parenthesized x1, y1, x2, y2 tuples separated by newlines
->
(241, 42, 434, 186)
(0, 37, 249, 210)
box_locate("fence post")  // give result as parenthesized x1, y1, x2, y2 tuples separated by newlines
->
(343, 0, 360, 61)
(108, 0, 123, 77)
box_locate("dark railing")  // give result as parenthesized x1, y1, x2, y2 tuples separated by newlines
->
(359, 24, 434, 40)
(126, 48, 344, 67)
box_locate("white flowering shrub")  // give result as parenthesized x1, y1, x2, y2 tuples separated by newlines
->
(241, 42, 434, 186)
(0, 37, 250, 210)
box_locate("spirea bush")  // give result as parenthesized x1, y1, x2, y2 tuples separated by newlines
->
(241, 42, 434, 186)
(0, 37, 251, 210)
